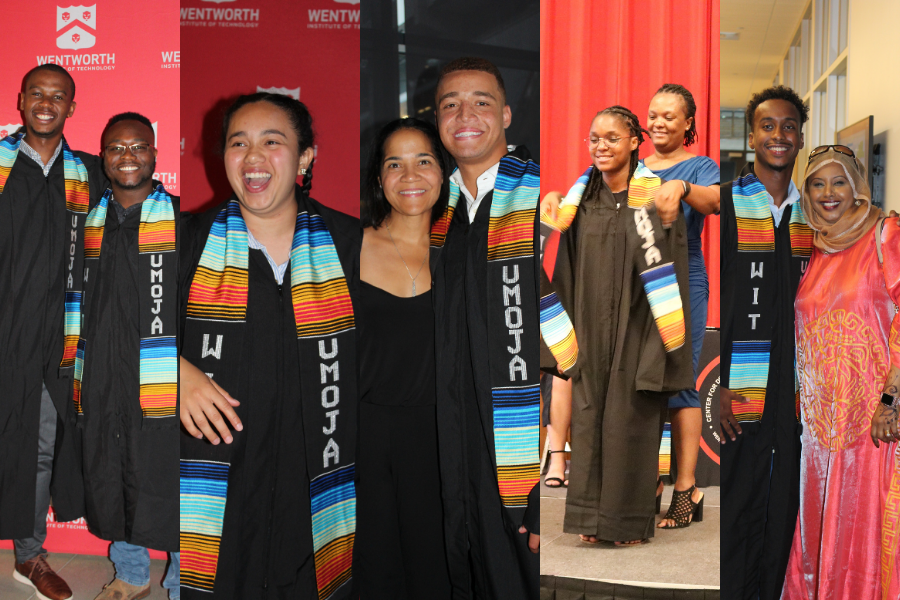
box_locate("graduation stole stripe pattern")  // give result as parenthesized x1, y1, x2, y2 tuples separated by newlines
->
(180, 459, 228, 591)
(72, 185, 177, 419)
(430, 155, 541, 508)
(730, 174, 812, 421)
(181, 199, 356, 599)
(0, 133, 90, 372)
(540, 165, 685, 355)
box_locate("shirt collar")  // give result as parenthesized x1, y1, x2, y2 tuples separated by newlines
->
(450, 161, 501, 222)
(766, 179, 800, 227)
(19, 138, 63, 177)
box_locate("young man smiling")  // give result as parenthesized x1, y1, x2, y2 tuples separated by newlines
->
(0, 64, 107, 600)
(430, 57, 540, 599)
(719, 85, 811, 600)
(76, 113, 180, 600)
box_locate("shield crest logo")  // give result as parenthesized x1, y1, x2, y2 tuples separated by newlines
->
(56, 5, 97, 50)
(256, 86, 301, 100)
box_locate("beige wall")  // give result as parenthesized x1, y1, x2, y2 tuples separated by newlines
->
(848, 0, 900, 213)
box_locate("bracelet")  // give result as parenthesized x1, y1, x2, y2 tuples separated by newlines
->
(882, 392, 898, 406)
(680, 180, 692, 199)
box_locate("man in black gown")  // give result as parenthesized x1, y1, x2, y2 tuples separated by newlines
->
(432, 57, 540, 600)
(0, 65, 106, 600)
(720, 86, 809, 600)
(81, 113, 180, 599)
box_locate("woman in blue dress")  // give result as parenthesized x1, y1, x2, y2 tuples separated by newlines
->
(541, 84, 719, 530)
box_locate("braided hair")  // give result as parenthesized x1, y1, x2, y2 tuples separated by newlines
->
(220, 92, 316, 196)
(595, 105, 650, 180)
(654, 83, 697, 146)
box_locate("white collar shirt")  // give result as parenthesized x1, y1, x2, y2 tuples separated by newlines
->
(450, 161, 500, 223)
(247, 228, 289, 285)
(767, 179, 801, 228)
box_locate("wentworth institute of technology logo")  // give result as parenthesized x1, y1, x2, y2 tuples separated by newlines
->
(308, 0, 360, 29)
(57, 5, 96, 50)
(181, 0, 260, 28)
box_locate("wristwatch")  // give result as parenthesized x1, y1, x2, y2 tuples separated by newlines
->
(882, 392, 898, 406)
(680, 180, 692, 199)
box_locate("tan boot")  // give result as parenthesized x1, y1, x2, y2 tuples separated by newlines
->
(93, 578, 152, 600)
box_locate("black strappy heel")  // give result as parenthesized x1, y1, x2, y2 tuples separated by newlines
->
(658, 485, 704, 529)
(544, 450, 569, 488)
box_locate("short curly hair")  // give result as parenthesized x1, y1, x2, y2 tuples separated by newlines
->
(745, 85, 809, 128)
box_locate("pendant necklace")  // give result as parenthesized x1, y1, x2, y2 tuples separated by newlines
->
(385, 221, 428, 296)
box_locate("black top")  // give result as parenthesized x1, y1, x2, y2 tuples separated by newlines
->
(358, 281, 434, 407)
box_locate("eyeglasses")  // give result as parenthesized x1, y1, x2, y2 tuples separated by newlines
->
(105, 143, 151, 156)
(807, 145, 855, 163)
(584, 135, 635, 149)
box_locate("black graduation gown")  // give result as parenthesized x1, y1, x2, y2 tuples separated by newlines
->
(78, 196, 182, 552)
(547, 177, 693, 543)
(179, 197, 360, 600)
(432, 162, 540, 600)
(0, 149, 107, 539)
(720, 183, 802, 600)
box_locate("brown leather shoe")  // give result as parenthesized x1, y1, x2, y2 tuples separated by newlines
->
(12, 553, 73, 600)
(93, 578, 151, 600)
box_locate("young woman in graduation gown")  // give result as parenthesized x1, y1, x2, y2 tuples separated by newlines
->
(177, 93, 360, 600)
(539, 106, 694, 545)
(542, 85, 720, 529)
(781, 146, 900, 600)
(354, 117, 452, 599)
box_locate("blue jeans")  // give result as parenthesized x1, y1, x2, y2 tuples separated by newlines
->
(110, 541, 180, 600)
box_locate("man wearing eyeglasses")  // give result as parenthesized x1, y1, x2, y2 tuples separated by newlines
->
(719, 86, 811, 600)
(74, 112, 181, 600)
(1, 64, 107, 600)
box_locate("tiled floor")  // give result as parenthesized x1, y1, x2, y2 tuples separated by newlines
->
(0, 550, 172, 600)
(541, 476, 720, 589)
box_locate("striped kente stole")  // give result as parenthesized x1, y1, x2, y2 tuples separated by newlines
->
(540, 165, 685, 370)
(431, 154, 541, 508)
(180, 198, 356, 599)
(0, 132, 90, 374)
(730, 174, 812, 422)
(72, 184, 177, 423)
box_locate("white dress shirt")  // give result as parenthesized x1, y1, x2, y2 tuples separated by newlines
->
(767, 179, 801, 227)
(451, 161, 500, 223)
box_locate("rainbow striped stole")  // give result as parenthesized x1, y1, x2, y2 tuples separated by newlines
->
(180, 460, 228, 592)
(539, 282, 578, 372)
(72, 185, 177, 420)
(728, 175, 812, 421)
(181, 199, 356, 599)
(540, 164, 662, 232)
(0, 133, 90, 371)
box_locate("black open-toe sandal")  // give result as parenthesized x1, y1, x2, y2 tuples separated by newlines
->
(658, 485, 704, 529)
(544, 450, 569, 488)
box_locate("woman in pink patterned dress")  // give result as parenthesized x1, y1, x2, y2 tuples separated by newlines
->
(781, 146, 900, 600)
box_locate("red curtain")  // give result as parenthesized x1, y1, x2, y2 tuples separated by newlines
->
(540, 0, 720, 327)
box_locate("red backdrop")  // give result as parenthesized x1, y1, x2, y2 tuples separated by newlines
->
(540, 0, 720, 327)
(0, 0, 179, 559)
(180, 0, 360, 215)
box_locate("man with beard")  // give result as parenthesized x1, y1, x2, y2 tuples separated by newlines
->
(1, 64, 107, 600)
(719, 86, 811, 600)
(76, 113, 180, 599)
(430, 57, 540, 599)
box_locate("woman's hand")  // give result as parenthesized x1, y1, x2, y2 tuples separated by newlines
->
(870, 403, 899, 448)
(180, 356, 242, 444)
(540, 191, 563, 222)
(653, 180, 685, 226)
(872, 365, 900, 447)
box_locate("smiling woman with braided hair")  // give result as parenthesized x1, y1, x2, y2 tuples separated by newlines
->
(539, 105, 695, 545)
